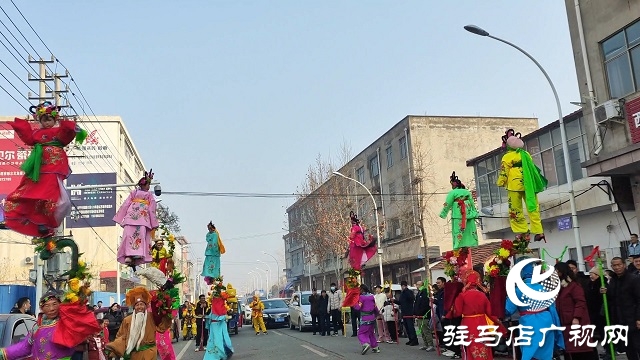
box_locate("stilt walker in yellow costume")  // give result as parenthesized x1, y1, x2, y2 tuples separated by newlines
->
(497, 129, 548, 242)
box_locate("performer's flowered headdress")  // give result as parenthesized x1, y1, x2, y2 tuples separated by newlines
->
(501, 129, 522, 148)
(450, 171, 465, 189)
(208, 221, 215, 229)
(126, 286, 151, 306)
(138, 169, 153, 187)
(30, 101, 61, 121)
(39, 289, 62, 305)
(350, 211, 359, 225)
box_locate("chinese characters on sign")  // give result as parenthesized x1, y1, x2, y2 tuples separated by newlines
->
(557, 216, 572, 231)
(66, 173, 117, 228)
(443, 325, 628, 348)
(626, 97, 640, 144)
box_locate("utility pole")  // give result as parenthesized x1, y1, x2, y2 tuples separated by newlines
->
(27, 56, 54, 316)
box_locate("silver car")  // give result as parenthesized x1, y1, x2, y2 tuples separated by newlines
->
(0, 314, 37, 347)
(288, 291, 313, 332)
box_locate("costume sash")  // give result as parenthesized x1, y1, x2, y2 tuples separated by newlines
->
(21, 140, 63, 182)
(455, 198, 467, 231)
(516, 148, 548, 213)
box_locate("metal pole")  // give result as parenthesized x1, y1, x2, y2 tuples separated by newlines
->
(465, 25, 586, 271)
(262, 252, 280, 291)
(257, 260, 272, 295)
(333, 172, 384, 286)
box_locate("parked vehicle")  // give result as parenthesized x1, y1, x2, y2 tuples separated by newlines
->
(0, 314, 37, 347)
(261, 299, 290, 328)
(288, 291, 312, 332)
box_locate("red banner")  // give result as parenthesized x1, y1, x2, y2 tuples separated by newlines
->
(626, 97, 640, 144)
(0, 121, 34, 195)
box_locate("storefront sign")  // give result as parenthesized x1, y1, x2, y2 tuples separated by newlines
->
(626, 96, 640, 144)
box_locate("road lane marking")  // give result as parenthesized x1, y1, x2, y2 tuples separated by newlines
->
(272, 330, 283, 336)
(301, 344, 328, 357)
(176, 340, 193, 360)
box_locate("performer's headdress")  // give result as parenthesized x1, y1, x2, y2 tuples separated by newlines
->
(349, 211, 359, 225)
(449, 171, 465, 189)
(207, 221, 216, 229)
(501, 129, 522, 148)
(138, 169, 153, 187)
(30, 101, 61, 121)
(125, 286, 151, 306)
(462, 270, 488, 293)
(39, 289, 62, 305)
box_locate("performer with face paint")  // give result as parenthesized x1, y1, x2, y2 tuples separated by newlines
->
(4, 102, 87, 237)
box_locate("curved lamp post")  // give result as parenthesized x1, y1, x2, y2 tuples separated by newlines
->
(256, 267, 270, 298)
(333, 171, 384, 286)
(257, 260, 273, 292)
(464, 24, 585, 271)
(262, 251, 281, 290)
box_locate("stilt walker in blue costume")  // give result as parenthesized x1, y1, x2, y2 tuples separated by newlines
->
(202, 222, 226, 284)
(505, 258, 564, 360)
(203, 219, 233, 360)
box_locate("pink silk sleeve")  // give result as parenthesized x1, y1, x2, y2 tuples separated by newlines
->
(148, 193, 159, 229)
(113, 191, 134, 224)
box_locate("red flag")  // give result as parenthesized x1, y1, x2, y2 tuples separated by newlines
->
(584, 246, 600, 268)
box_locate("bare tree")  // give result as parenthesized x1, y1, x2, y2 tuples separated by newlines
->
(294, 142, 354, 281)
(156, 203, 181, 233)
(389, 139, 438, 283)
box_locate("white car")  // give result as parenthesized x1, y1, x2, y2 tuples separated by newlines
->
(243, 296, 267, 325)
(288, 291, 313, 332)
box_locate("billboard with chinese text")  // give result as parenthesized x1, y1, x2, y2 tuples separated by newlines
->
(0, 121, 35, 223)
(66, 172, 117, 228)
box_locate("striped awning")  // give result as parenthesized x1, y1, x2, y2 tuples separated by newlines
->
(283, 281, 295, 290)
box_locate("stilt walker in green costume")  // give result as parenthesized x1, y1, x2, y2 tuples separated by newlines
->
(439, 172, 479, 250)
(496, 129, 548, 242)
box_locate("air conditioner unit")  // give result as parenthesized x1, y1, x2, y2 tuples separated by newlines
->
(594, 99, 624, 125)
(24, 257, 33, 265)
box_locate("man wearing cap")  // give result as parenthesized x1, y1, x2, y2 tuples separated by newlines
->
(105, 286, 172, 360)
(0, 290, 99, 360)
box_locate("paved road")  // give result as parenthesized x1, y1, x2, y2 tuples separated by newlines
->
(170, 324, 626, 360)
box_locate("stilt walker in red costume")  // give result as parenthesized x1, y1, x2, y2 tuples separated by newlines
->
(347, 212, 377, 271)
(4, 102, 87, 237)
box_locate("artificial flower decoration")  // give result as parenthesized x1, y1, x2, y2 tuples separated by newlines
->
(513, 233, 532, 255)
(443, 247, 469, 279)
(345, 268, 361, 289)
(158, 224, 176, 256)
(62, 257, 92, 304)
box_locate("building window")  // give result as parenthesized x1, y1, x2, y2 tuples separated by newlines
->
(569, 246, 594, 265)
(390, 218, 401, 238)
(477, 117, 589, 206)
(356, 166, 365, 184)
(370, 156, 380, 178)
(399, 136, 408, 159)
(602, 21, 640, 98)
(402, 175, 410, 199)
(388, 182, 396, 202)
(386, 146, 393, 168)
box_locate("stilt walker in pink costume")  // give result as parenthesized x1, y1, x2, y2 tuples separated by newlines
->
(114, 170, 159, 269)
(347, 212, 377, 271)
(354, 284, 380, 355)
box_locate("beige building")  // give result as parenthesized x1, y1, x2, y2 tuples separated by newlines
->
(284, 115, 538, 290)
(0, 115, 163, 292)
(564, 1, 640, 237)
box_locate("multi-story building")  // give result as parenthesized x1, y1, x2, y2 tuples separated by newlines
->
(285, 115, 538, 290)
(467, 110, 637, 266)
(563, 1, 640, 236)
(0, 115, 160, 293)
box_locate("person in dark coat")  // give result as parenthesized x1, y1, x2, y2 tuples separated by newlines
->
(585, 267, 606, 340)
(603, 257, 640, 358)
(555, 262, 599, 360)
(413, 280, 434, 351)
(567, 260, 590, 295)
(317, 290, 330, 336)
(398, 281, 418, 346)
(308, 289, 320, 335)
(104, 303, 125, 342)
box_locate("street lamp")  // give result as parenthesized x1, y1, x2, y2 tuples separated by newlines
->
(262, 252, 281, 289)
(464, 24, 585, 271)
(256, 267, 270, 298)
(332, 171, 384, 286)
(257, 260, 272, 295)
(248, 271, 260, 292)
